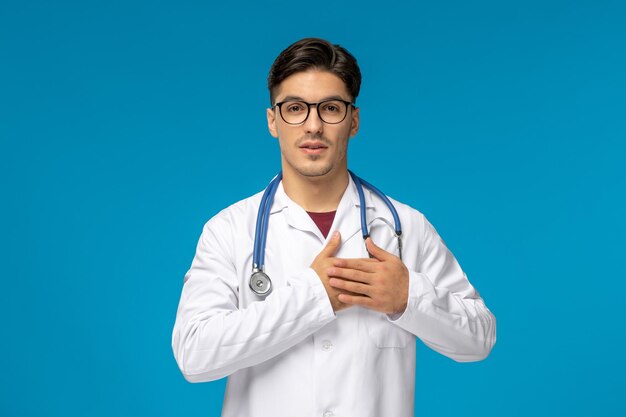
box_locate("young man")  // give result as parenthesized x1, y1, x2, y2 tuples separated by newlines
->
(172, 38, 496, 417)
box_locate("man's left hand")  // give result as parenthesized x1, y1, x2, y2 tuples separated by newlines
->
(327, 238, 409, 316)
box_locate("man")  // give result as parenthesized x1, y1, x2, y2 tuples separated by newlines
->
(172, 38, 496, 417)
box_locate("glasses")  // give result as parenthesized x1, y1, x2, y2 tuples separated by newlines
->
(274, 99, 354, 125)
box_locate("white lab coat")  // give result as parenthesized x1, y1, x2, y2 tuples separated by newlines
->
(172, 175, 496, 417)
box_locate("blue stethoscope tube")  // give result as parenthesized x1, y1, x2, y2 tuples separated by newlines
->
(250, 171, 402, 296)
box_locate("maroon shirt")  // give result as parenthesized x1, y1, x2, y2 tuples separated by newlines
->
(306, 211, 337, 238)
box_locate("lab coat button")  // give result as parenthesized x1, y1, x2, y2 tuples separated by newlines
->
(322, 340, 333, 351)
(323, 411, 334, 417)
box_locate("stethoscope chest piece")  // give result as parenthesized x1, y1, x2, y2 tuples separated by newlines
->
(249, 269, 272, 296)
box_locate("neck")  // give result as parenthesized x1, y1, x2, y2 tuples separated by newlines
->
(281, 167, 349, 213)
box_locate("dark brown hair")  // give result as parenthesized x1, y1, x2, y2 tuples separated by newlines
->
(267, 38, 361, 105)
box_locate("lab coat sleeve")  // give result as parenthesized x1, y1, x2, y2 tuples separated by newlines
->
(386, 214, 496, 362)
(171, 216, 336, 383)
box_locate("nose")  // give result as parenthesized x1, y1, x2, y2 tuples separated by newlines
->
(303, 103, 323, 134)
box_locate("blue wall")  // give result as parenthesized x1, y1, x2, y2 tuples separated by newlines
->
(2, 0, 624, 415)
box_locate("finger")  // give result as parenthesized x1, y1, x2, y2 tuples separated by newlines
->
(365, 238, 395, 261)
(339, 289, 362, 297)
(333, 257, 379, 272)
(338, 293, 374, 308)
(329, 277, 372, 296)
(327, 266, 373, 284)
(318, 231, 342, 258)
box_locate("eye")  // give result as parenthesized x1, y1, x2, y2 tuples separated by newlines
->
(320, 101, 343, 113)
(285, 102, 306, 113)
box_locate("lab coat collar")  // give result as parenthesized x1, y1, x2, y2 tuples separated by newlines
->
(270, 173, 376, 242)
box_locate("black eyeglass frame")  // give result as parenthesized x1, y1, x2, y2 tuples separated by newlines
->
(273, 99, 356, 125)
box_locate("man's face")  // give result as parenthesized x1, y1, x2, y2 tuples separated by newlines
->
(266, 70, 360, 180)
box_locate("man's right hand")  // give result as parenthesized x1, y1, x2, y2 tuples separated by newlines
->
(310, 231, 355, 312)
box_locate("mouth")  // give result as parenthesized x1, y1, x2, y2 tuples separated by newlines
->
(299, 141, 328, 155)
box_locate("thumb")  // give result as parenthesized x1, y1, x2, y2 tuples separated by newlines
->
(319, 231, 342, 258)
(365, 237, 392, 261)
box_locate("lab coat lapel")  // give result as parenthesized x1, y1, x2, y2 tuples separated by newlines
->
(271, 182, 323, 238)
(327, 174, 376, 246)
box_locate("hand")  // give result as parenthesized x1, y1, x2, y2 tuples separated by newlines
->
(327, 238, 409, 316)
(310, 231, 360, 313)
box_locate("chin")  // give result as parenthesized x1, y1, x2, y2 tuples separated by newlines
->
(295, 164, 334, 178)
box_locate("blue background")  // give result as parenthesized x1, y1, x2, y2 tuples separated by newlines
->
(2, 0, 625, 415)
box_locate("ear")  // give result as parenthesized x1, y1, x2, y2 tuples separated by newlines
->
(267, 107, 279, 138)
(349, 106, 360, 137)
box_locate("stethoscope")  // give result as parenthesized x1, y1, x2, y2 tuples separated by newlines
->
(249, 170, 403, 296)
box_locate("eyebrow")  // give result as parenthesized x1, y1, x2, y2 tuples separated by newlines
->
(278, 95, 350, 103)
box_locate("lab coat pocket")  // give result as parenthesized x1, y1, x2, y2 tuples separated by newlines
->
(359, 307, 412, 348)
